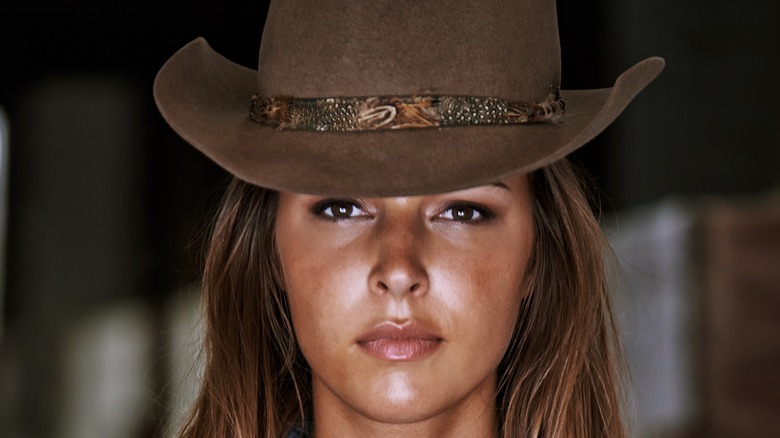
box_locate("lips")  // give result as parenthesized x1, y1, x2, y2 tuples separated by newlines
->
(356, 322, 443, 361)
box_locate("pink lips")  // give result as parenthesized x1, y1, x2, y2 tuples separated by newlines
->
(356, 322, 443, 361)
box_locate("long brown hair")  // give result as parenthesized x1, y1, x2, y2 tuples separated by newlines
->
(498, 160, 625, 437)
(175, 158, 626, 437)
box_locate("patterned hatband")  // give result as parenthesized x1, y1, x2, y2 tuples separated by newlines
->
(249, 89, 565, 132)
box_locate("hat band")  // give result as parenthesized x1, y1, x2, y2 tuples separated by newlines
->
(249, 90, 565, 132)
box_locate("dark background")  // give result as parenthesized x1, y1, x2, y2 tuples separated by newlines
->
(1, 1, 778, 437)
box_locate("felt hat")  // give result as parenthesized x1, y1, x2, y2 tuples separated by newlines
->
(153, 0, 664, 197)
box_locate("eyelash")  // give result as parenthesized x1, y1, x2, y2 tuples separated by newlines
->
(312, 199, 494, 223)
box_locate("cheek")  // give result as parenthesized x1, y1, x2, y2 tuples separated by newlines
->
(433, 227, 532, 364)
(276, 233, 366, 362)
(453, 253, 526, 347)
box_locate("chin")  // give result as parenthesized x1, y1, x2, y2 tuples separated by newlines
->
(349, 371, 456, 424)
(357, 398, 444, 425)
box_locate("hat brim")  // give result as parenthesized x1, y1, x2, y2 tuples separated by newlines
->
(154, 38, 664, 197)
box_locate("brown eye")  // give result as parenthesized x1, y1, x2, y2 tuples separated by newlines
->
(331, 202, 355, 218)
(452, 206, 475, 221)
(316, 200, 366, 219)
(440, 203, 490, 222)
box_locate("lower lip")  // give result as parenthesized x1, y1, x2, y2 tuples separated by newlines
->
(358, 338, 442, 361)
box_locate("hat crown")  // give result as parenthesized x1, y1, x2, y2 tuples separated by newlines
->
(257, 0, 561, 103)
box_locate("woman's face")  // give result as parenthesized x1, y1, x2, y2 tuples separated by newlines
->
(276, 174, 534, 429)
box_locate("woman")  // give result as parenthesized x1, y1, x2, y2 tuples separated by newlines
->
(153, 0, 664, 436)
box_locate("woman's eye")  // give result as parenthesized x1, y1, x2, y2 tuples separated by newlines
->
(316, 200, 366, 219)
(439, 204, 490, 222)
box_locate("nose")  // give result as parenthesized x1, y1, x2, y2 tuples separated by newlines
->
(368, 214, 429, 298)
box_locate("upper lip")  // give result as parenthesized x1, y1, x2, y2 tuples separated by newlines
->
(356, 321, 442, 343)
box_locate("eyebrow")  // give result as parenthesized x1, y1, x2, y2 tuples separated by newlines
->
(490, 181, 511, 191)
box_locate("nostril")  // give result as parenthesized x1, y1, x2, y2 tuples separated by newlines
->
(374, 280, 424, 295)
(369, 262, 429, 297)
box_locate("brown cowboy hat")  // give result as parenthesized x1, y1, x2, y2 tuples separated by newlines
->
(153, 0, 664, 197)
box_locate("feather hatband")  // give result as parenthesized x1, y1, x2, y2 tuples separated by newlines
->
(249, 90, 565, 131)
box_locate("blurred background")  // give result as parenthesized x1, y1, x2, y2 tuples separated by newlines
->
(0, 1, 778, 437)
